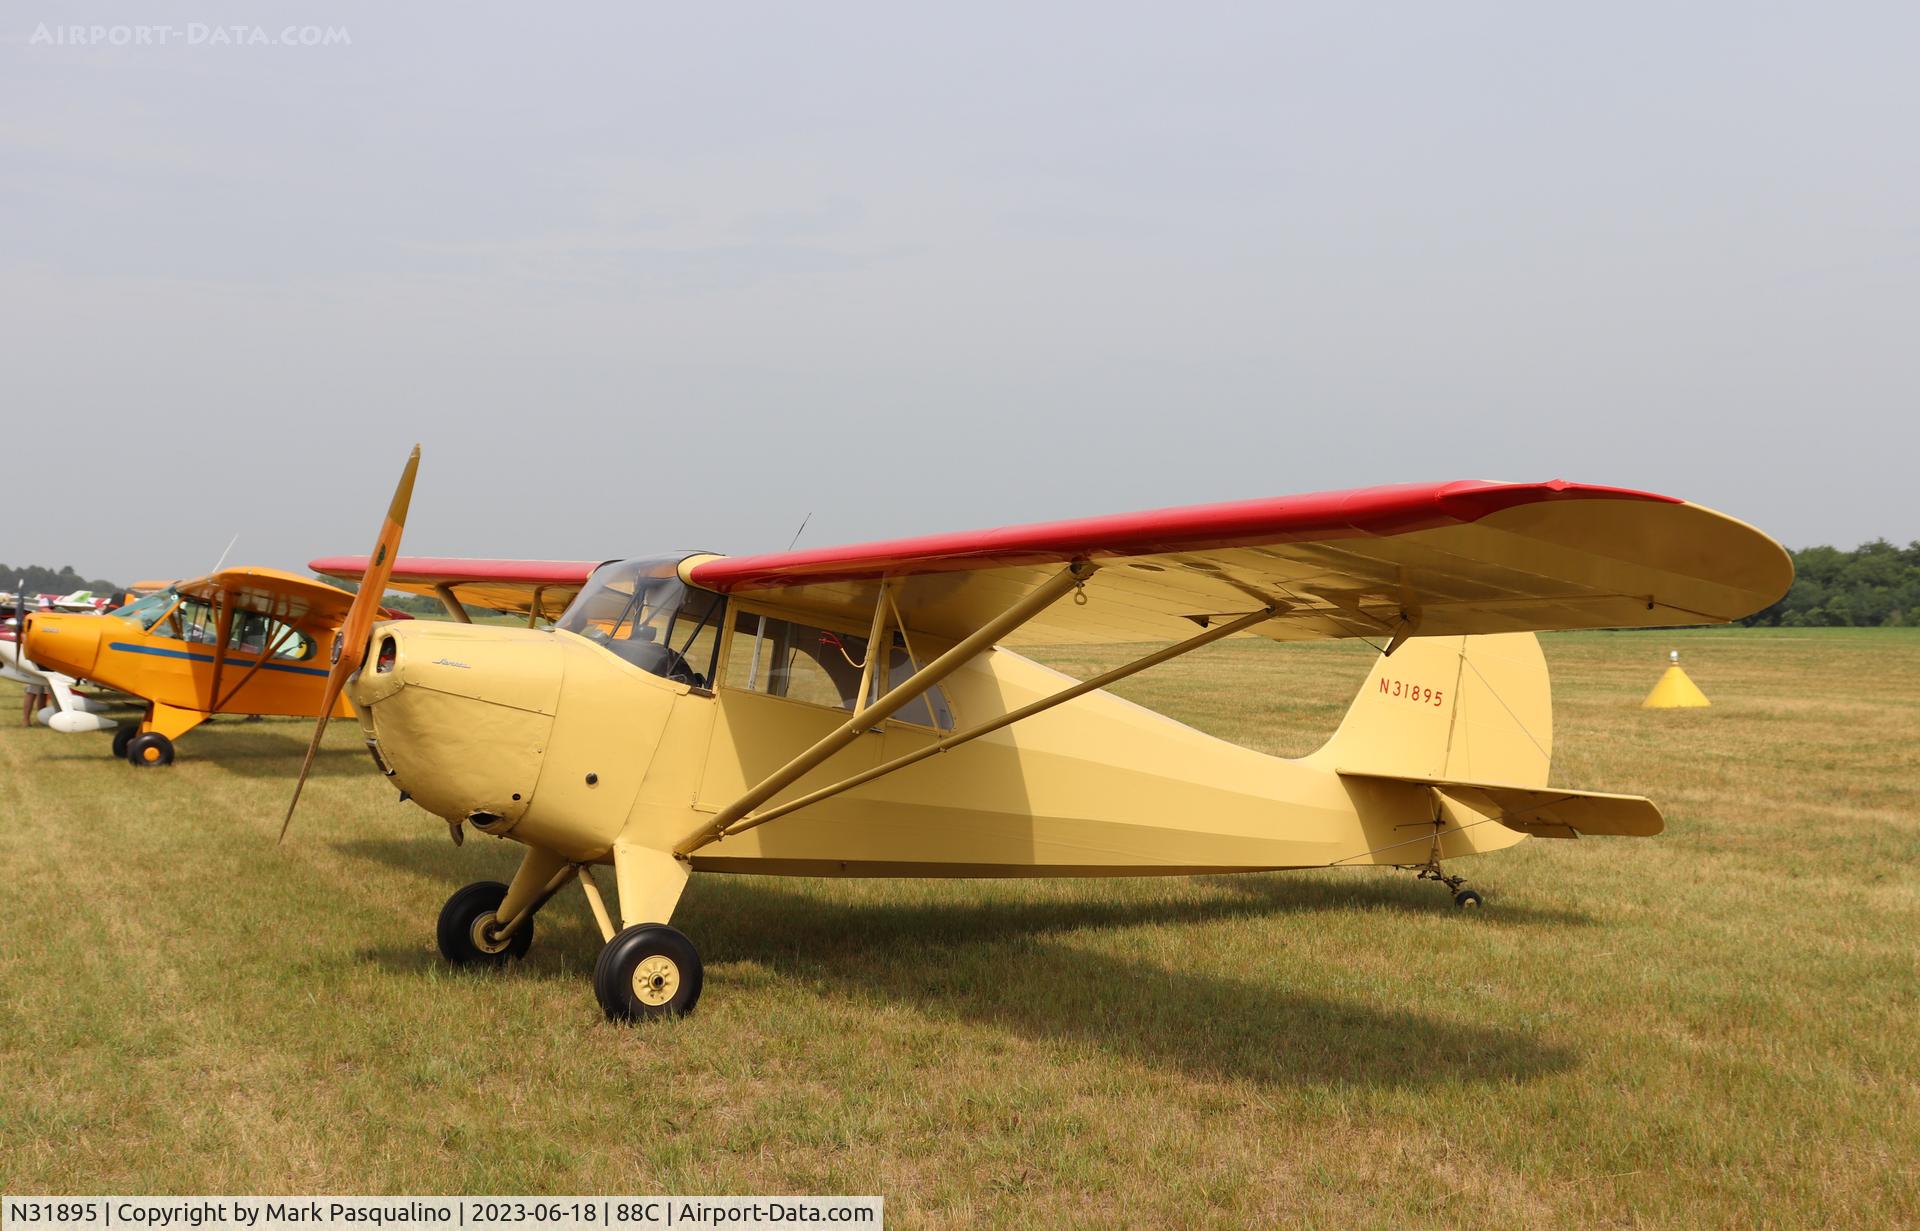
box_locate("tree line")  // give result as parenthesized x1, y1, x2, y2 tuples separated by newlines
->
(0, 563, 122, 596)
(1743, 540, 1920, 627)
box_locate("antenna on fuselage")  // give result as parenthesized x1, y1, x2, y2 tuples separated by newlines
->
(786, 512, 813, 552)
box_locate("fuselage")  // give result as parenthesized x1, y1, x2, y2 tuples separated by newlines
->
(23, 588, 352, 734)
(352, 557, 1546, 878)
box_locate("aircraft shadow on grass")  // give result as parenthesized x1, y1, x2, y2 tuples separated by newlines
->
(31, 723, 371, 778)
(193, 732, 370, 778)
(37, 733, 372, 772)
(339, 836, 1580, 1089)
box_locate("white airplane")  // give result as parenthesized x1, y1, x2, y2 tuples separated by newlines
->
(2, 586, 122, 732)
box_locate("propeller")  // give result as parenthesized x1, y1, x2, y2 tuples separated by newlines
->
(279, 445, 420, 843)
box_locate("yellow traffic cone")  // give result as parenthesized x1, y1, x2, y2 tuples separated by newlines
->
(1643, 649, 1710, 708)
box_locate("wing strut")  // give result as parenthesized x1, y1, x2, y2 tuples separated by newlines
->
(433, 583, 472, 624)
(679, 561, 1096, 854)
(680, 600, 1277, 854)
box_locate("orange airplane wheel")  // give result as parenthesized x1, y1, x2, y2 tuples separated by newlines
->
(126, 732, 175, 767)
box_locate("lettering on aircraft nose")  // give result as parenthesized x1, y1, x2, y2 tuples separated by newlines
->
(432, 658, 470, 669)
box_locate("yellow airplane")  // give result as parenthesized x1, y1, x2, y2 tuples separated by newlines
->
(21, 568, 402, 765)
(295, 450, 1791, 1021)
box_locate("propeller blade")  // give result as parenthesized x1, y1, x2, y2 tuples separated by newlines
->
(280, 445, 420, 843)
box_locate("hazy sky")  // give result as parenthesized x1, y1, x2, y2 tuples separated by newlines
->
(5, 2, 1916, 583)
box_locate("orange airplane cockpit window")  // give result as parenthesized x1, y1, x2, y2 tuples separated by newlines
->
(108, 588, 179, 631)
(149, 597, 221, 644)
(228, 611, 316, 661)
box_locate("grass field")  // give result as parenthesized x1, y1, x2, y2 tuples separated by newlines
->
(2, 628, 1916, 1228)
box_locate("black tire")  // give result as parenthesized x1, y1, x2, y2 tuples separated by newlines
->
(436, 881, 534, 966)
(111, 723, 138, 759)
(126, 731, 174, 767)
(593, 924, 703, 1021)
(1453, 887, 1484, 910)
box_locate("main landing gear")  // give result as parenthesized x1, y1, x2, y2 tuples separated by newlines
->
(125, 731, 175, 767)
(434, 873, 706, 1020)
(594, 924, 703, 1021)
(436, 881, 535, 965)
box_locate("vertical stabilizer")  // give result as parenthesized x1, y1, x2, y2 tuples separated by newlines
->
(1307, 632, 1553, 787)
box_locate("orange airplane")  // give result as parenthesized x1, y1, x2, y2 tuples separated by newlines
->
(22, 568, 405, 765)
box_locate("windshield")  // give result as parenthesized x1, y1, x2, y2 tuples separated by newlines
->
(554, 557, 726, 687)
(108, 588, 180, 630)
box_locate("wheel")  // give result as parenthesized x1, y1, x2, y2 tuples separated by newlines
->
(111, 723, 138, 759)
(125, 731, 174, 767)
(593, 924, 703, 1021)
(436, 881, 534, 966)
(1453, 887, 1484, 909)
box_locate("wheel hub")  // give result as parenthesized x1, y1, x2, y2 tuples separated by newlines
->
(469, 912, 513, 955)
(632, 955, 680, 1006)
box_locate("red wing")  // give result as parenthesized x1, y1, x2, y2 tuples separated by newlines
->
(309, 556, 602, 623)
(686, 480, 1792, 645)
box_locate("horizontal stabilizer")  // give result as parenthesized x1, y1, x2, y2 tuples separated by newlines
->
(1339, 770, 1664, 839)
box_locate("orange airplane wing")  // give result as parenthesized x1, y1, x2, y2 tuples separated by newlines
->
(176, 567, 360, 629)
(308, 556, 602, 622)
(686, 479, 1793, 645)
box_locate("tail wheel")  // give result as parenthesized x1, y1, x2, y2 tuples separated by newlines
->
(111, 723, 138, 759)
(593, 924, 703, 1021)
(436, 881, 534, 966)
(126, 731, 174, 767)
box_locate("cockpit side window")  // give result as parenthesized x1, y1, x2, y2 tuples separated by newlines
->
(150, 597, 220, 644)
(228, 611, 316, 661)
(723, 608, 953, 729)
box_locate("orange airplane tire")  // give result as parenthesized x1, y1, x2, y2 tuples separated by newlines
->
(436, 882, 534, 966)
(111, 723, 138, 759)
(126, 732, 174, 767)
(594, 924, 703, 1021)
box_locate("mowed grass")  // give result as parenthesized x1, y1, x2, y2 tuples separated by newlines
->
(1, 629, 1916, 1228)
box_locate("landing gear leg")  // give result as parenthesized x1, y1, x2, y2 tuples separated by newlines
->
(1408, 815, 1483, 909)
(594, 841, 699, 1021)
(437, 881, 535, 965)
(436, 846, 575, 966)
